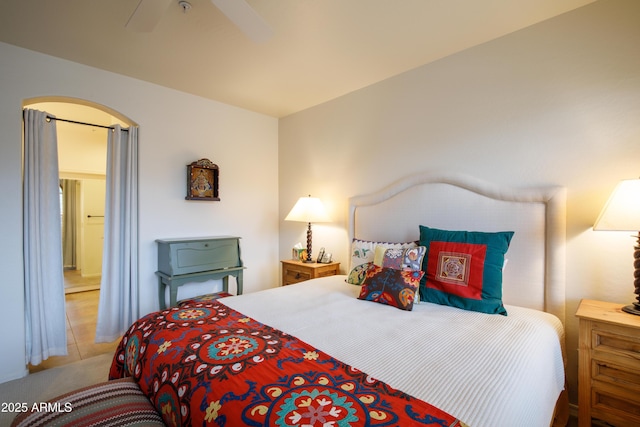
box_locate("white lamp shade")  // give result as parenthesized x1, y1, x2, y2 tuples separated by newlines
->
(285, 196, 330, 223)
(594, 179, 640, 231)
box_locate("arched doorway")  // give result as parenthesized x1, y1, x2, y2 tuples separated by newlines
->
(23, 97, 137, 370)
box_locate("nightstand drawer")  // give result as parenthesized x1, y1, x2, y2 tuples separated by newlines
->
(577, 299, 640, 427)
(592, 359, 640, 391)
(592, 321, 640, 363)
(281, 260, 340, 286)
(592, 380, 640, 425)
(284, 268, 312, 285)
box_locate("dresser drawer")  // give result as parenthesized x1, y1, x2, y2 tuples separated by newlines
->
(157, 237, 241, 275)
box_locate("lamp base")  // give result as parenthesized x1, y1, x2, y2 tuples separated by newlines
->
(304, 221, 313, 263)
(302, 259, 315, 264)
(626, 232, 640, 316)
(622, 304, 640, 316)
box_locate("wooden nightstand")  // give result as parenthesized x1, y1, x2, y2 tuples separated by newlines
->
(281, 260, 340, 286)
(576, 299, 640, 427)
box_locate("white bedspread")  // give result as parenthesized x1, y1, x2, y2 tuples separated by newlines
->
(223, 275, 565, 427)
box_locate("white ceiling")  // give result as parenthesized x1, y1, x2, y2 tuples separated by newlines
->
(1, 0, 595, 118)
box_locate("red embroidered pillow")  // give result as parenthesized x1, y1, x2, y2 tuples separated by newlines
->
(358, 265, 424, 311)
(419, 225, 513, 315)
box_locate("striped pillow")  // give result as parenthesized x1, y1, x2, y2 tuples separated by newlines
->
(11, 377, 163, 427)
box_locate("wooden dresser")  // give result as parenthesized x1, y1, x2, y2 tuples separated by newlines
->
(281, 260, 340, 286)
(576, 299, 640, 426)
(156, 236, 245, 309)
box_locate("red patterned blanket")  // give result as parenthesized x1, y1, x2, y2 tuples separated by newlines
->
(109, 300, 465, 426)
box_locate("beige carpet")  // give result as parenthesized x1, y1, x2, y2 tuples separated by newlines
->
(0, 353, 113, 426)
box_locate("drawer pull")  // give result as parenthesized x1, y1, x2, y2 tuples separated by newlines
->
(295, 272, 301, 279)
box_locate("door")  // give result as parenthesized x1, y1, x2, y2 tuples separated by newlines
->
(80, 178, 105, 278)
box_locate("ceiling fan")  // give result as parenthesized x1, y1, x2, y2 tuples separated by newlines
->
(126, 0, 273, 43)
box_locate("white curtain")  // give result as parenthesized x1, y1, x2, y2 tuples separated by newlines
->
(61, 179, 77, 270)
(23, 109, 68, 365)
(96, 125, 139, 343)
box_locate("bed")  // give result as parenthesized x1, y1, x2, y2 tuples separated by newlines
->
(110, 172, 568, 427)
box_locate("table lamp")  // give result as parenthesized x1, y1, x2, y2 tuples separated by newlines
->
(593, 178, 640, 315)
(285, 195, 330, 263)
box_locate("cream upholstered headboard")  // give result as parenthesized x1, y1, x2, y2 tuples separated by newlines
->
(348, 172, 567, 325)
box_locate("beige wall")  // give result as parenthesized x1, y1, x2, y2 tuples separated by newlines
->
(2, 0, 639, 410)
(0, 42, 279, 383)
(279, 0, 640, 406)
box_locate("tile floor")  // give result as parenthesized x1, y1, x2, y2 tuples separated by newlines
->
(64, 269, 101, 294)
(29, 280, 120, 373)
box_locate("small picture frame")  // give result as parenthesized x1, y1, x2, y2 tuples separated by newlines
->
(186, 159, 219, 201)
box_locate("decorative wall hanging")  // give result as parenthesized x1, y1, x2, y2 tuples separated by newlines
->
(186, 158, 219, 201)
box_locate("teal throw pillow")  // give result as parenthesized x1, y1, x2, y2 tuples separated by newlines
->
(419, 225, 514, 315)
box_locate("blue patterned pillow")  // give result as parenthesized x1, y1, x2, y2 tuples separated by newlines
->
(358, 265, 423, 311)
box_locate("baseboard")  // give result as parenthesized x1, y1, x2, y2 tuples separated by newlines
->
(0, 367, 29, 385)
(65, 284, 100, 294)
(569, 403, 578, 419)
(568, 403, 617, 427)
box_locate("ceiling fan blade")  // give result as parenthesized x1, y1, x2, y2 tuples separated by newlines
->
(126, 0, 172, 32)
(211, 0, 273, 43)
